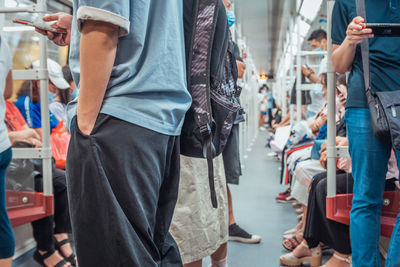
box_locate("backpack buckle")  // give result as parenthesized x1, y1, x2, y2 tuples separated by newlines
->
(199, 123, 211, 137)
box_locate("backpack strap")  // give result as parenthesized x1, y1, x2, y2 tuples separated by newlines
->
(356, 0, 371, 94)
(189, 0, 220, 208)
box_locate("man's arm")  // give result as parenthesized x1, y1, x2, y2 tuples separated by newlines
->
(77, 20, 119, 135)
(332, 16, 373, 74)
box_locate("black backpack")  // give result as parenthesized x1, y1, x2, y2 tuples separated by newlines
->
(181, 0, 241, 208)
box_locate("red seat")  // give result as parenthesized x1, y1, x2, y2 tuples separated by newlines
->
(6, 190, 54, 227)
(327, 191, 399, 237)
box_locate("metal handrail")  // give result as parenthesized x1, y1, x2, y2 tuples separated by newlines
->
(1, 0, 52, 196)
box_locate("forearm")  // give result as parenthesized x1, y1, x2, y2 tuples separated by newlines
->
(77, 21, 118, 133)
(332, 39, 357, 74)
(4, 71, 13, 99)
(307, 73, 320, 84)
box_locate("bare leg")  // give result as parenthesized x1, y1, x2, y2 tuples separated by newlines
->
(323, 251, 351, 267)
(227, 186, 235, 226)
(0, 258, 12, 267)
(211, 242, 228, 266)
(301, 205, 307, 232)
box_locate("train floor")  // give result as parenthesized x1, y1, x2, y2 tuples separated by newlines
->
(13, 130, 332, 267)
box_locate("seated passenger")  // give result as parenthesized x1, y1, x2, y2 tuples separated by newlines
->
(14, 59, 69, 132)
(4, 99, 76, 267)
(62, 65, 78, 100)
(280, 152, 399, 267)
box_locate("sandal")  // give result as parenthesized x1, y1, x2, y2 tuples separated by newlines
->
(283, 235, 301, 251)
(54, 238, 77, 266)
(280, 241, 322, 267)
(321, 253, 352, 267)
(33, 250, 69, 267)
(283, 230, 301, 240)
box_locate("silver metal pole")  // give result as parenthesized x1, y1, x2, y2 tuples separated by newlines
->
(296, 17, 302, 122)
(37, 0, 52, 197)
(327, 0, 336, 198)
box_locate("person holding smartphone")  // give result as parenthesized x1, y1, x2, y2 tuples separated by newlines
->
(37, 1, 191, 266)
(332, 1, 400, 266)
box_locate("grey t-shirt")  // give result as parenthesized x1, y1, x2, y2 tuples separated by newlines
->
(68, 0, 192, 136)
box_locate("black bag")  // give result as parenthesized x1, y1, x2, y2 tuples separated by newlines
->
(356, 0, 399, 148)
(181, 0, 241, 208)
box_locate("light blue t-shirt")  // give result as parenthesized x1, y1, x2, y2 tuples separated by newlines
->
(67, 0, 191, 136)
(267, 91, 274, 109)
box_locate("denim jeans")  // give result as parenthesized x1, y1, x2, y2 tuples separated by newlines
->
(0, 147, 15, 259)
(346, 108, 400, 267)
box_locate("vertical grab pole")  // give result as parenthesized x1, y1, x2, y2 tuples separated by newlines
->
(327, 0, 336, 198)
(38, 0, 53, 197)
(296, 17, 302, 122)
(289, 18, 294, 122)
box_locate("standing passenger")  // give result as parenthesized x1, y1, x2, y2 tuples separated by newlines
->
(332, 1, 400, 266)
(0, 34, 15, 267)
(37, 1, 192, 266)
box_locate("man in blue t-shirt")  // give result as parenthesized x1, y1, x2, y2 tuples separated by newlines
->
(332, 1, 400, 266)
(266, 86, 274, 128)
(38, 1, 191, 266)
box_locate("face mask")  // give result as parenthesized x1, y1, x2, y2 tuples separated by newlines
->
(48, 91, 56, 102)
(71, 88, 78, 99)
(226, 12, 236, 27)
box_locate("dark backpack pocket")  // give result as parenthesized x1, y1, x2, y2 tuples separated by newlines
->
(211, 91, 241, 155)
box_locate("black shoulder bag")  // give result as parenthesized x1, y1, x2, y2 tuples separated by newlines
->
(356, 0, 400, 151)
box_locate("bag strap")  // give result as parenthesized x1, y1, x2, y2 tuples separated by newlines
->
(356, 0, 371, 93)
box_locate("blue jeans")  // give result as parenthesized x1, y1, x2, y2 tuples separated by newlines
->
(346, 108, 400, 267)
(0, 147, 15, 259)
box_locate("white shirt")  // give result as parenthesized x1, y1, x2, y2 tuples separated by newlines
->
(49, 101, 67, 124)
(0, 36, 12, 153)
(307, 56, 327, 114)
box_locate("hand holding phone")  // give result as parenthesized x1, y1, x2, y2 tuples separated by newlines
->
(34, 13, 73, 47)
(13, 17, 67, 33)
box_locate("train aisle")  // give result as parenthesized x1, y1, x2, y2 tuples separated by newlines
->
(203, 130, 298, 267)
(14, 130, 325, 267)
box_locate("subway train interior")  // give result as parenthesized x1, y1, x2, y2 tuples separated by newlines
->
(0, 0, 399, 266)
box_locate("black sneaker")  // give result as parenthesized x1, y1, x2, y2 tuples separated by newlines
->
(228, 224, 261, 244)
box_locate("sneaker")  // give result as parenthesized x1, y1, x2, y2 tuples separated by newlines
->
(276, 191, 290, 202)
(229, 224, 261, 244)
(279, 188, 291, 196)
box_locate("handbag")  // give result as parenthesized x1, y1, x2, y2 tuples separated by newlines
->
(356, 0, 399, 148)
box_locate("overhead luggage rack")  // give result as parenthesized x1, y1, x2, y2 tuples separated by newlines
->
(1, 0, 54, 227)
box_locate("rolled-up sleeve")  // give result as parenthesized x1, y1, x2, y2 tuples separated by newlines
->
(76, 1, 130, 37)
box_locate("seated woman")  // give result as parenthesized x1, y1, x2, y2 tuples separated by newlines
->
(280, 152, 399, 267)
(281, 74, 347, 248)
(14, 59, 70, 133)
(4, 99, 76, 267)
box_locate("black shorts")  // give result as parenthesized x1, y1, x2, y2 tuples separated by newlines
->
(66, 114, 182, 267)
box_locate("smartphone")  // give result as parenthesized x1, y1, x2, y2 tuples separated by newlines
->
(365, 23, 400, 37)
(13, 17, 67, 33)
